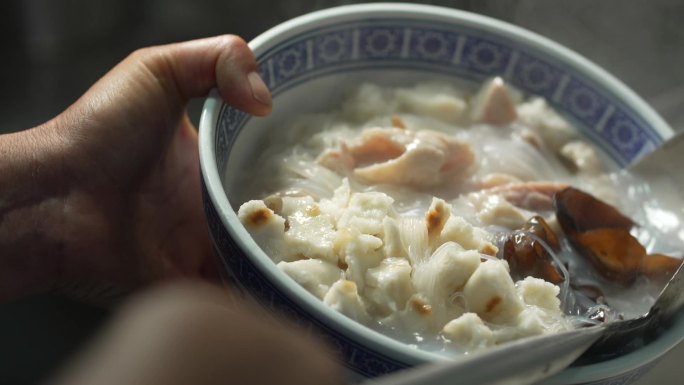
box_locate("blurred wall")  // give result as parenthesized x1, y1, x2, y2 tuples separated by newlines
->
(1, 0, 683, 132)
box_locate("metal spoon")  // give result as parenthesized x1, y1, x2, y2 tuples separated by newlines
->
(362, 132, 684, 385)
(361, 326, 605, 385)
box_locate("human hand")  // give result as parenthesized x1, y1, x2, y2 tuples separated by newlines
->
(48, 282, 343, 385)
(0, 35, 271, 302)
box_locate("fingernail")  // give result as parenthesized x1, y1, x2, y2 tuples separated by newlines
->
(247, 71, 272, 106)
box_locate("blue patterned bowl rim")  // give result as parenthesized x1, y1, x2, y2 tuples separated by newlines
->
(247, 3, 672, 167)
(199, 2, 679, 381)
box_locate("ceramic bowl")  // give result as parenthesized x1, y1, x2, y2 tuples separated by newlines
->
(199, 3, 681, 383)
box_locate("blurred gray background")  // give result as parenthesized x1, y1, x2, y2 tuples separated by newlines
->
(0, 0, 682, 384)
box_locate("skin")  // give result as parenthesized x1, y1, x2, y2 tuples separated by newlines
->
(0, 35, 271, 302)
(0, 35, 343, 384)
(49, 282, 343, 385)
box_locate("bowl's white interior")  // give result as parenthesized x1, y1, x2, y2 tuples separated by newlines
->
(225, 69, 478, 203)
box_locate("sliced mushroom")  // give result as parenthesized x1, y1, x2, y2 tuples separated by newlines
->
(641, 254, 684, 282)
(554, 187, 645, 285)
(503, 216, 564, 284)
(573, 229, 645, 285)
(554, 187, 684, 286)
(554, 187, 635, 235)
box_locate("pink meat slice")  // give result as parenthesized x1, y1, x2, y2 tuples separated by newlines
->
(318, 127, 474, 188)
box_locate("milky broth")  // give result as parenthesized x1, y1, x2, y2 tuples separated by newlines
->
(233, 79, 683, 354)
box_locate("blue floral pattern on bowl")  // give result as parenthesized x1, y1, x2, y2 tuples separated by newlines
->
(207, 15, 671, 383)
(216, 20, 663, 177)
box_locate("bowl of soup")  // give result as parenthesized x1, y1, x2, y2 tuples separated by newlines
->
(198, 3, 682, 383)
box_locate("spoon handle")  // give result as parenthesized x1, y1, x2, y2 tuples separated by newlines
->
(361, 326, 604, 385)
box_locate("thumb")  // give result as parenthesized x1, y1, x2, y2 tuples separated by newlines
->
(60, 34, 272, 177)
(142, 34, 272, 116)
